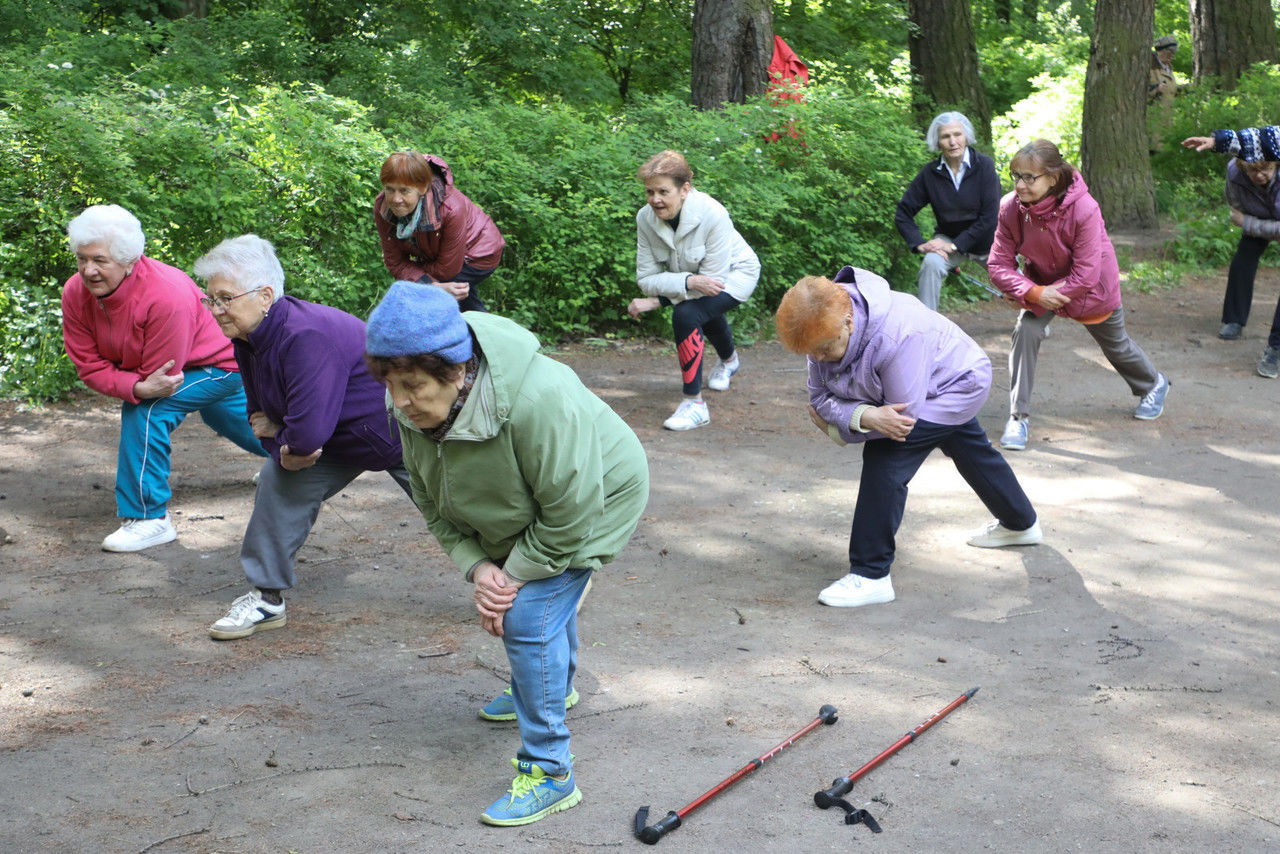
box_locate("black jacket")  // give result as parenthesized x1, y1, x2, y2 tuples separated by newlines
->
(894, 150, 1002, 255)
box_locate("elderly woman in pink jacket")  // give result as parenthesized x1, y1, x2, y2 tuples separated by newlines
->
(987, 139, 1170, 451)
(775, 267, 1040, 608)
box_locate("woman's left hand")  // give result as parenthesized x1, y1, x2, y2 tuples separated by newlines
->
(278, 445, 321, 471)
(685, 274, 725, 296)
(435, 280, 470, 300)
(473, 561, 524, 637)
(1038, 285, 1070, 310)
(1230, 207, 1245, 227)
(807, 404, 828, 433)
(1181, 136, 1214, 152)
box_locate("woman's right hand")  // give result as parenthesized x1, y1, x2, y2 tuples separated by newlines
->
(685, 274, 725, 296)
(473, 561, 522, 637)
(627, 296, 661, 318)
(1037, 285, 1070, 310)
(861, 403, 916, 441)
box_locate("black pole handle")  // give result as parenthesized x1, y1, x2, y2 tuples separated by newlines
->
(634, 806, 681, 844)
(814, 775, 853, 809)
(818, 704, 839, 725)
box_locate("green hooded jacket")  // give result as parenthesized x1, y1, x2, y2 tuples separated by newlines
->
(393, 312, 649, 582)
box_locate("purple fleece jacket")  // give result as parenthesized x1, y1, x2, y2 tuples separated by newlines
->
(808, 267, 992, 445)
(232, 296, 403, 470)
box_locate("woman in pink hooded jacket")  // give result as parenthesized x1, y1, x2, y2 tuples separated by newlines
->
(987, 139, 1170, 451)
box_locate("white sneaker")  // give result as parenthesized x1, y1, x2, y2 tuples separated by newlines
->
(101, 514, 177, 552)
(1000, 417, 1029, 451)
(967, 519, 1043, 548)
(706, 358, 739, 392)
(818, 573, 895, 607)
(209, 590, 287, 640)
(663, 399, 710, 431)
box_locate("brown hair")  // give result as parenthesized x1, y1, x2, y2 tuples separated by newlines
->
(380, 152, 434, 189)
(637, 150, 693, 187)
(364, 352, 464, 386)
(1010, 139, 1075, 199)
(775, 276, 851, 354)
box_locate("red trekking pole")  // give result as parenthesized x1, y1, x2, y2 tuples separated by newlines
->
(634, 704, 838, 844)
(814, 687, 978, 832)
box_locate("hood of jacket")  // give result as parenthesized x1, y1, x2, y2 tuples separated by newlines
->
(390, 312, 540, 441)
(832, 265, 891, 364)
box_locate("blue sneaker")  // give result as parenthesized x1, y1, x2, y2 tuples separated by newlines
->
(480, 759, 581, 826)
(479, 686, 579, 722)
(1133, 373, 1170, 420)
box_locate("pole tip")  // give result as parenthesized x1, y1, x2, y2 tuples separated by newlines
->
(965, 686, 980, 699)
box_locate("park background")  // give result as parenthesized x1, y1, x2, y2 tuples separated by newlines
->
(2, 0, 1278, 401)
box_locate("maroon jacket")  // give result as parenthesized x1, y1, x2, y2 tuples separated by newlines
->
(373, 154, 504, 282)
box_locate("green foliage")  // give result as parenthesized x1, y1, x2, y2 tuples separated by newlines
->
(991, 62, 1085, 168)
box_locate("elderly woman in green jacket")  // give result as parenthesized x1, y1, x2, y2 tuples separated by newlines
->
(364, 282, 648, 827)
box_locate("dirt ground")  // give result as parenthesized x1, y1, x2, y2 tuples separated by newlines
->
(1, 272, 1278, 853)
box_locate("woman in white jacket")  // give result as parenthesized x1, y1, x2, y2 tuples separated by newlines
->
(628, 150, 760, 430)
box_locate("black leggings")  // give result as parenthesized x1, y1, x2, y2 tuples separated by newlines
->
(1224, 234, 1280, 347)
(661, 292, 742, 396)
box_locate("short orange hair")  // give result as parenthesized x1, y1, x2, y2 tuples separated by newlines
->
(637, 150, 693, 186)
(775, 276, 850, 354)
(380, 152, 433, 189)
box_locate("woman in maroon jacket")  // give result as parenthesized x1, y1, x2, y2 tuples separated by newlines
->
(987, 139, 1169, 451)
(374, 151, 505, 313)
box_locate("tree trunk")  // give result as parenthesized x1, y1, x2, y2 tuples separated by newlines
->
(691, 0, 774, 109)
(1189, 0, 1279, 87)
(906, 0, 992, 146)
(1080, 0, 1157, 228)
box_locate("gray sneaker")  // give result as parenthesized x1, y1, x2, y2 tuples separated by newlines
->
(1133, 373, 1170, 420)
(1000, 417, 1029, 450)
(1259, 347, 1280, 379)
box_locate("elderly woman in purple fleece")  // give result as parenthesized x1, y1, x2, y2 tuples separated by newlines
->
(193, 235, 415, 640)
(775, 267, 1042, 608)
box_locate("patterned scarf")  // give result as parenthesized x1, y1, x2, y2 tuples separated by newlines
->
(391, 173, 448, 239)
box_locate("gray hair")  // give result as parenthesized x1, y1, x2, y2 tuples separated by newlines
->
(193, 234, 286, 303)
(67, 205, 145, 265)
(925, 112, 977, 151)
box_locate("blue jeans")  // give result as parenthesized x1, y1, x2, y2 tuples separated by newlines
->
(116, 366, 266, 519)
(849, 417, 1037, 579)
(504, 568, 593, 777)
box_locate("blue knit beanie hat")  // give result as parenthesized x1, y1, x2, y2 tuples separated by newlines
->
(366, 281, 473, 363)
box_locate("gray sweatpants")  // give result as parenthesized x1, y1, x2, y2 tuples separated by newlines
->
(241, 459, 415, 591)
(1009, 307, 1160, 419)
(916, 237, 987, 311)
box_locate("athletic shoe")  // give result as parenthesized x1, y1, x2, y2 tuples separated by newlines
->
(663, 399, 709, 431)
(479, 687, 580, 722)
(101, 514, 176, 552)
(1000, 417, 1029, 451)
(1258, 346, 1279, 379)
(706, 358, 739, 391)
(480, 759, 582, 826)
(1133, 372, 1170, 420)
(1219, 322, 1243, 340)
(967, 519, 1043, 548)
(818, 573, 895, 607)
(209, 590, 287, 640)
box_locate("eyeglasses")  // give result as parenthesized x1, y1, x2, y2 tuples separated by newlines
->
(1011, 172, 1046, 186)
(201, 287, 263, 310)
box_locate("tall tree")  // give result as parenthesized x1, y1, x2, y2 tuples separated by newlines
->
(1080, 0, 1156, 228)
(690, 0, 773, 109)
(906, 0, 992, 145)
(1189, 0, 1279, 87)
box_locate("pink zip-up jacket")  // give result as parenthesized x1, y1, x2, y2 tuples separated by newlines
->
(987, 170, 1121, 321)
(61, 255, 239, 404)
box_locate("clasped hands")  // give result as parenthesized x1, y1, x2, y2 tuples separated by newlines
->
(473, 561, 525, 637)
